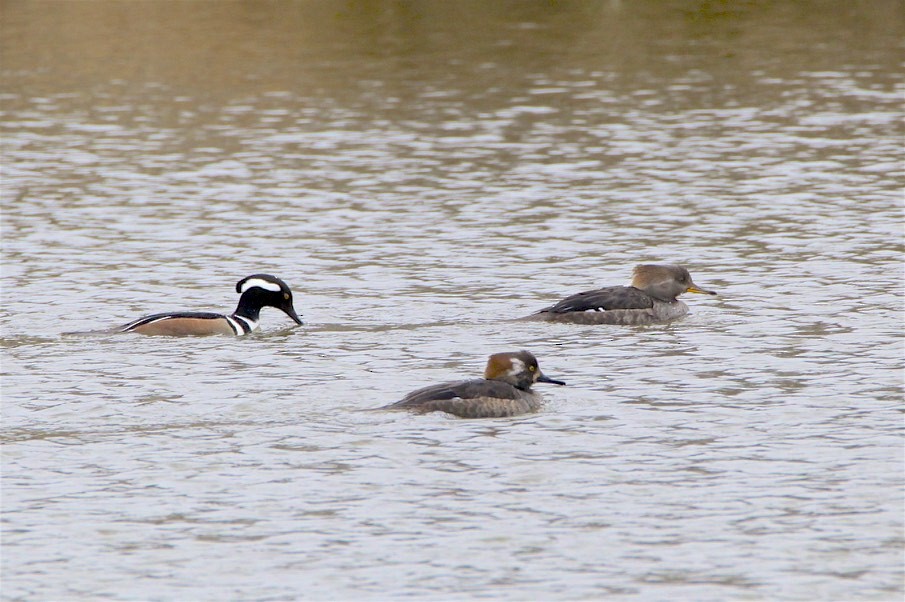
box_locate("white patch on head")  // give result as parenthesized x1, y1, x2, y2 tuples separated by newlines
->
(240, 278, 282, 293)
(507, 357, 526, 377)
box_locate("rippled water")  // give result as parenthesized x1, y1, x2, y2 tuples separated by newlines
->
(2, 1, 903, 600)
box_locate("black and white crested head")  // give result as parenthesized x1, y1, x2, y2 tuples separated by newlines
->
(484, 350, 565, 391)
(234, 273, 303, 325)
(236, 274, 290, 295)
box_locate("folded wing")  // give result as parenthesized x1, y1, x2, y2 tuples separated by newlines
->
(120, 311, 225, 332)
(538, 286, 653, 314)
(386, 378, 523, 409)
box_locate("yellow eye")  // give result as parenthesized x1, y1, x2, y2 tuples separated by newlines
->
(284, 293, 290, 300)
(529, 365, 536, 371)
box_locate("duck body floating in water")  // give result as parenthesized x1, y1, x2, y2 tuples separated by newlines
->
(521, 264, 716, 325)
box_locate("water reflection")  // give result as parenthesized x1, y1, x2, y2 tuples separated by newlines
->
(2, 1, 902, 600)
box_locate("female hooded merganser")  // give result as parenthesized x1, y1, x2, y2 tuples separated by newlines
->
(382, 350, 565, 418)
(118, 274, 303, 336)
(521, 264, 716, 325)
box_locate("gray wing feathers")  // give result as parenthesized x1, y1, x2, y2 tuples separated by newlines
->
(386, 379, 524, 409)
(539, 286, 654, 313)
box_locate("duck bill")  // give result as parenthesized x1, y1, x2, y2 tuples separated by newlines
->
(686, 284, 717, 295)
(281, 304, 304, 325)
(537, 373, 566, 386)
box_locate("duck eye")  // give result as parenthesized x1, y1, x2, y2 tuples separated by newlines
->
(283, 293, 290, 300)
(529, 365, 536, 372)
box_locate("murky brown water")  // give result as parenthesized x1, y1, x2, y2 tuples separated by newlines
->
(2, 1, 903, 600)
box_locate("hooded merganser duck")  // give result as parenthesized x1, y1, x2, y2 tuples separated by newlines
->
(118, 274, 303, 336)
(382, 350, 565, 418)
(521, 264, 716, 325)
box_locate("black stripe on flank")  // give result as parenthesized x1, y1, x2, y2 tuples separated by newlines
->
(120, 312, 227, 332)
(230, 315, 256, 335)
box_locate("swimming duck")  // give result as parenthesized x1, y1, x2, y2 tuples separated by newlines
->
(382, 350, 565, 418)
(118, 274, 303, 336)
(521, 264, 716, 325)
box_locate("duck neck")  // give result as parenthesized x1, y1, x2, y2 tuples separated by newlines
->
(233, 293, 263, 322)
(509, 375, 535, 391)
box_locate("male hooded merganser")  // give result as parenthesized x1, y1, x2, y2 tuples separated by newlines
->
(521, 264, 716, 325)
(382, 350, 565, 418)
(118, 274, 303, 336)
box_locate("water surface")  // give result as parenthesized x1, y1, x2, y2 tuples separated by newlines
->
(2, 1, 903, 600)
